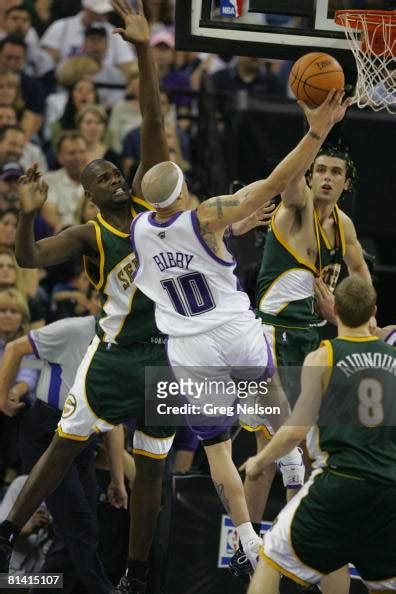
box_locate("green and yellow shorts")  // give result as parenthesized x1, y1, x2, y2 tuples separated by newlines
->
(262, 468, 396, 590)
(58, 336, 174, 459)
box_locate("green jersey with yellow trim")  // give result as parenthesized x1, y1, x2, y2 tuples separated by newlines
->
(307, 336, 396, 484)
(256, 205, 345, 328)
(84, 196, 160, 346)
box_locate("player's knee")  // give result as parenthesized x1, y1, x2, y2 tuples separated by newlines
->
(247, 576, 263, 594)
(49, 432, 88, 463)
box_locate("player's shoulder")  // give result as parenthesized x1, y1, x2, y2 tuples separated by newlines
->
(275, 192, 313, 228)
(131, 195, 154, 214)
(304, 343, 329, 367)
(34, 316, 95, 342)
(337, 208, 355, 230)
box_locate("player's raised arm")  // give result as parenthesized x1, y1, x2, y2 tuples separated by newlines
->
(197, 90, 351, 233)
(15, 165, 96, 268)
(111, 0, 169, 197)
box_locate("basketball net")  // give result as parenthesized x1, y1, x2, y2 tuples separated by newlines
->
(335, 10, 396, 114)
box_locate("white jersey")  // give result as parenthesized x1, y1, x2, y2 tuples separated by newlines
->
(385, 329, 396, 346)
(29, 316, 96, 410)
(131, 210, 253, 336)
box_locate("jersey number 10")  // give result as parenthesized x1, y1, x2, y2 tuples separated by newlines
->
(161, 272, 216, 316)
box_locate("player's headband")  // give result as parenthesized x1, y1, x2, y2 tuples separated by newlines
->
(150, 163, 184, 209)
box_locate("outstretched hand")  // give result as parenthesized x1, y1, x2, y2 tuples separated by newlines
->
(112, 0, 150, 45)
(18, 163, 48, 214)
(299, 89, 352, 132)
(251, 201, 276, 228)
(231, 201, 276, 236)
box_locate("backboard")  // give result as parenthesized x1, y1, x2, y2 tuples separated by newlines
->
(175, 0, 395, 62)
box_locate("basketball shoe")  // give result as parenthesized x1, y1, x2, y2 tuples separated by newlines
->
(278, 447, 305, 489)
(229, 537, 261, 582)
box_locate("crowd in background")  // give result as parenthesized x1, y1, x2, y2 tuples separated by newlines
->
(0, 0, 291, 582)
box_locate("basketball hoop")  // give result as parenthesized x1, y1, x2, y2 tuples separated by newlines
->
(335, 10, 396, 114)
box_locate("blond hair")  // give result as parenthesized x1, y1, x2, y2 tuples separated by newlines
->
(0, 65, 24, 113)
(57, 57, 100, 88)
(0, 247, 24, 292)
(75, 104, 107, 127)
(0, 287, 30, 337)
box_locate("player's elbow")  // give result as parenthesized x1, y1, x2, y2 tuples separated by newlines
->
(265, 175, 285, 199)
(15, 251, 37, 268)
(5, 337, 29, 359)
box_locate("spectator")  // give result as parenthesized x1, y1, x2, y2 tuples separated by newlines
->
(0, 0, 25, 39)
(0, 248, 21, 290)
(108, 67, 142, 153)
(0, 289, 37, 483)
(0, 65, 24, 117)
(0, 163, 23, 210)
(0, 288, 32, 366)
(0, 213, 18, 250)
(24, 0, 54, 37)
(0, 35, 45, 138)
(49, 263, 90, 322)
(0, 288, 37, 488)
(83, 24, 127, 108)
(0, 247, 47, 329)
(211, 56, 286, 102)
(77, 192, 99, 225)
(49, 77, 98, 149)
(121, 89, 176, 178)
(2, 6, 55, 90)
(0, 125, 25, 166)
(43, 57, 100, 142)
(0, 476, 52, 574)
(40, 0, 135, 78)
(143, 0, 175, 30)
(0, 105, 48, 171)
(150, 30, 191, 107)
(75, 104, 120, 167)
(43, 131, 88, 229)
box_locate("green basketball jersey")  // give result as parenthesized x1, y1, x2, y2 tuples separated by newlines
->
(84, 196, 160, 346)
(307, 336, 396, 484)
(256, 205, 346, 328)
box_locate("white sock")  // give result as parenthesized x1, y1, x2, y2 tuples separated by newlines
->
(237, 522, 259, 550)
(278, 447, 302, 466)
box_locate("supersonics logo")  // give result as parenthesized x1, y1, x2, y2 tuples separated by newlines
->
(220, 0, 242, 17)
(62, 394, 77, 419)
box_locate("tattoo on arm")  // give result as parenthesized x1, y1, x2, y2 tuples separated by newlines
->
(206, 198, 241, 218)
(216, 197, 223, 219)
(213, 481, 231, 515)
(200, 221, 219, 254)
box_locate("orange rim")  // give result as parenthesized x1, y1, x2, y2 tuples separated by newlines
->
(335, 9, 396, 31)
(335, 9, 396, 56)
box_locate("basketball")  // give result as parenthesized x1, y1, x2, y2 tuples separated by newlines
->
(289, 52, 345, 106)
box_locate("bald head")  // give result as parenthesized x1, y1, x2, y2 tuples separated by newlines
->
(141, 161, 184, 208)
(81, 159, 107, 192)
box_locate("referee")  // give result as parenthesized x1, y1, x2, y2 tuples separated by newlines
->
(0, 315, 126, 593)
